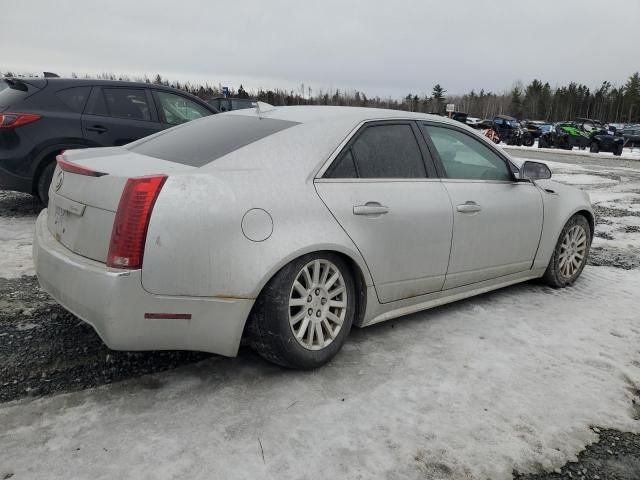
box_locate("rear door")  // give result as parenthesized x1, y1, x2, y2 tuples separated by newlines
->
(419, 123, 543, 289)
(315, 121, 453, 304)
(81, 86, 163, 146)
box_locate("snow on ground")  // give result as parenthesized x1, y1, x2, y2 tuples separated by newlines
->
(502, 143, 640, 161)
(0, 215, 36, 278)
(0, 266, 639, 480)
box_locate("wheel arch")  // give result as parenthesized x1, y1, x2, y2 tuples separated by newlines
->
(247, 246, 371, 332)
(573, 209, 595, 240)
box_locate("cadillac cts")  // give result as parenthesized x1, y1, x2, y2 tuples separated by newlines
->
(33, 105, 593, 369)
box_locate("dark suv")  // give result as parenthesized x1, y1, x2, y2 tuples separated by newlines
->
(0, 77, 218, 202)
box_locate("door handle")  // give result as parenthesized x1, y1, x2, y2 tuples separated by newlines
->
(86, 125, 107, 133)
(456, 201, 482, 213)
(353, 202, 389, 216)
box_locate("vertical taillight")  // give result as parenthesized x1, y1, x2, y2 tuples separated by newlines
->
(107, 175, 167, 269)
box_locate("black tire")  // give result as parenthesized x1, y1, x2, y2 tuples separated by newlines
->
(543, 215, 591, 289)
(590, 141, 599, 154)
(538, 137, 547, 148)
(247, 252, 356, 369)
(614, 144, 623, 156)
(523, 136, 534, 147)
(36, 161, 56, 205)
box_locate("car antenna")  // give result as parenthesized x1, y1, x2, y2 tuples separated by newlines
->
(43, 72, 60, 78)
(255, 101, 275, 119)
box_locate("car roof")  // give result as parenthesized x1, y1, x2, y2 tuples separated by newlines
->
(36, 78, 204, 95)
(228, 105, 458, 126)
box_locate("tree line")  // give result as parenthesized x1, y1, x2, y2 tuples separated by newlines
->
(3, 69, 639, 123)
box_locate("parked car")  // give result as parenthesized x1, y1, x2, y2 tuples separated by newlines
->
(34, 106, 593, 369)
(622, 124, 640, 148)
(522, 120, 546, 141)
(0, 76, 218, 203)
(208, 97, 256, 112)
(465, 116, 482, 128)
(575, 118, 624, 155)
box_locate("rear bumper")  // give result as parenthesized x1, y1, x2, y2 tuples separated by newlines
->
(33, 210, 253, 356)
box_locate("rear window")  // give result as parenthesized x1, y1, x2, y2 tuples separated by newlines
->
(128, 114, 299, 166)
(0, 80, 31, 106)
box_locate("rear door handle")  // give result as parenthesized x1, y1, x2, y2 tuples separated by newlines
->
(353, 202, 389, 216)
(86, 125, 107, 133)
(456, 201, 482, 213)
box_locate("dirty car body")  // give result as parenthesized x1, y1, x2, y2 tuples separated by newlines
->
(33, 106, 594, 365)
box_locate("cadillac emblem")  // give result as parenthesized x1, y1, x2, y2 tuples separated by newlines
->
(54, 170, 64, 192)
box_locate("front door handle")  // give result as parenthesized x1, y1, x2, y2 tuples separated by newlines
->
(353, 202, 389, 216)
(456, 201, 482, 213)
(86, 125, 107, 134)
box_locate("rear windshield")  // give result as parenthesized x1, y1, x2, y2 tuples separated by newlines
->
(0, 80, 31, 107)
(128, 114, 299, 166)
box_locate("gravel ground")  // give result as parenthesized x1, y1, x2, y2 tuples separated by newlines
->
(514, 428, 640, 480)
(1, 151, 640, 479)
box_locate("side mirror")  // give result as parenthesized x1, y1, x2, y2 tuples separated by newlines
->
(520, 161, 552, 181)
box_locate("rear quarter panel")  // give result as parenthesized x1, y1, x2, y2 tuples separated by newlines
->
(141, 170, 372, 298)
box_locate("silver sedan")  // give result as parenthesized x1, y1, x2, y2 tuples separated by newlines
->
(33, 105, 593, 369)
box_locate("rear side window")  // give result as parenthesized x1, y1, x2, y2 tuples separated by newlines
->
(128, 114, 299, 166)
(100, 88, 152, 121)
(350, 124, 427, 178)
(325, 149, 357, 178)
(56, 86, 90, 113)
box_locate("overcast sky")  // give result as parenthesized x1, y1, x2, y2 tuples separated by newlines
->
(2, 0, 639, 98)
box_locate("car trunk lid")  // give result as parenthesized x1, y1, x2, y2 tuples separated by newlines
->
(47, 148, 195, 263)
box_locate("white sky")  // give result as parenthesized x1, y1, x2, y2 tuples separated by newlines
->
(2, 0, 639, 98)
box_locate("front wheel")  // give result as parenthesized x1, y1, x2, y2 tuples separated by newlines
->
(614, 144, 623, 156)
(247, 252, 356, 369)
(543, 215, 591, 288)
(590, 141, 599, 153)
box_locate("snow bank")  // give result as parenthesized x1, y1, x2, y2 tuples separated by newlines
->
(0, 266, 638, 480)
(0, 216, 36, 278)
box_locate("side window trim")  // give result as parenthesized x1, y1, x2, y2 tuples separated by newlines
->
(322, 120, 432, 180)
(418, 121, 517, 182)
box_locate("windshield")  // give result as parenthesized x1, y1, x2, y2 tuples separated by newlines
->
(128, 114, 299, 166)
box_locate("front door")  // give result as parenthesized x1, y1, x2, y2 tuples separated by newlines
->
(420, 123, 544, 289)
(315, 121, 454, 304)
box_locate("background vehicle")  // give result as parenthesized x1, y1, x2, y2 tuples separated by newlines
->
(208, 97, 256, 112)
(492, 115, 532, 146)
(0, 76, 218, 203)
(622, 124, 640, 148)
(538, 122, 590, 150)
(34, 106, 593, 369)
(575, 118, 624, 155)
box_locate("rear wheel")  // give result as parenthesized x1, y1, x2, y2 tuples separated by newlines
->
(543, 215, 591, 288)
(36, 161, 56, 205)
(248, 252, 355, 369)
(590, 141, 599, 153)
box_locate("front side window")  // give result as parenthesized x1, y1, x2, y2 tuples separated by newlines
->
(102, 88, 151, 121)
(422, 125, 512, 181)
(156, 91, 211, 125)
(350, 124, 426, 179)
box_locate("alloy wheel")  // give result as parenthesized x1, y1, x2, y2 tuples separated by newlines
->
(288, 259, 347, 350)
(558, 225, 587, 278)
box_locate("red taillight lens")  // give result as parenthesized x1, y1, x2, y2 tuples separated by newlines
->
(56, 154, 107, 177)
(107, 175, 167, 269)
(0, 112, 42, 129)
